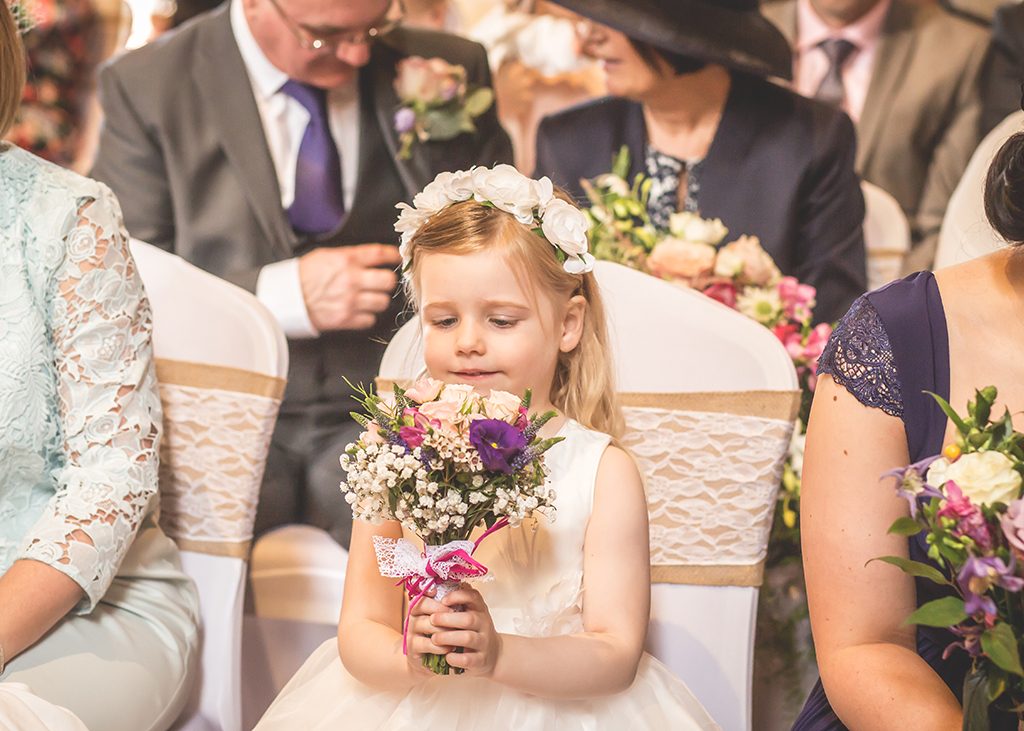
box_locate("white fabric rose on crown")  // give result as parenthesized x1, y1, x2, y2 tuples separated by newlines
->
(395, 166, 593, 276)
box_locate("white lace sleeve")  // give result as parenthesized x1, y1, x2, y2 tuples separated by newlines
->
(19, 183, 162, 613)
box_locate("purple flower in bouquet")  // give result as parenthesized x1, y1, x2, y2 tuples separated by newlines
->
(394, 107, 417, 135)
(938, 482, 994, 550)
(958, 556, 1024, 617)
(399, 408, 435, 449)
(469, 419, 528, 474)
(1002, 499, 1024, 553)
(883, 455, 942, 517)
(944, 621, 987, 659)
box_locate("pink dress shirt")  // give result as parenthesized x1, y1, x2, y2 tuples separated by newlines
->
(792, 0, 892, 123)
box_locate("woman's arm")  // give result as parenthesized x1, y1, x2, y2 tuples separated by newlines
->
(0, 185, 162, 662)
(432, 444, 651, 699)
(803, 376, 961, 729)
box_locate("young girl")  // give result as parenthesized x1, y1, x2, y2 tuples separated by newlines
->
(254, 166, 719, 730)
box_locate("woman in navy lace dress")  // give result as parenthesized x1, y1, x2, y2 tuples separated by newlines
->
(791, 135, 1024, 729)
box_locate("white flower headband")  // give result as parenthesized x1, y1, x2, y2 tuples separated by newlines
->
(395, 164, 595, 276)
(6, 0, 37, 33)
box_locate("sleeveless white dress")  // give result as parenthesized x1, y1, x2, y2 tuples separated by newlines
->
(254, 420, 720, 730)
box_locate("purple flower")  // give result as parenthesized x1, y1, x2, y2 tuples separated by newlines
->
(399, 408, 433, 449)
(394, 107, 417, 134)
(883, 455, 942, 517)
(958, 556, 1024, 618)
(469, 419, 528, 474)
(944, 621, 986, 659)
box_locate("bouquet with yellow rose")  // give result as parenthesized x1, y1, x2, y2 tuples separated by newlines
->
(878, 387, 1024, 728)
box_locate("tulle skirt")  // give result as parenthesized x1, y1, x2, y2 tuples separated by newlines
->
(254, 639, 720, 730)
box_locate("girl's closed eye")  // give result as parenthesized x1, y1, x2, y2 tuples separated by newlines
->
(432, 316, 458, 329)
(489, 316, 519, 329)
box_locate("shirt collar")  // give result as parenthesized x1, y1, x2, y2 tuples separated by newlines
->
(795, 0, 892, 54)
(231, 0, 288, 100)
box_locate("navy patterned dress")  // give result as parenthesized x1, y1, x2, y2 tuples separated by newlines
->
(792, 272, 1015, 730)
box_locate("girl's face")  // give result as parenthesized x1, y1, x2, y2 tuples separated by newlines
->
(577, 20, 669, 100)
(417, 248, 585, 409)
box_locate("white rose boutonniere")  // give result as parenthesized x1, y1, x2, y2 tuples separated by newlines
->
(393, 56, 495, 160)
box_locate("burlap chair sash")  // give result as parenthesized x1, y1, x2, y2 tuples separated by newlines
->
(156, 358, 285, 558)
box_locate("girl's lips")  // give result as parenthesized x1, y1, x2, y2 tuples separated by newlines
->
(453, 371, 498, 381)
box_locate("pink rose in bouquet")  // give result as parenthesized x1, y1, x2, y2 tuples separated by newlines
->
(646, 238, 716, 285)
(714, 235, 781, 287)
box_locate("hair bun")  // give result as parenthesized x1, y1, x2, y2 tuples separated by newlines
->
(985, 131, 1024, 246)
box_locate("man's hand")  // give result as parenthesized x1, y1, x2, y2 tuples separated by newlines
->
(298, 244, 402, 331)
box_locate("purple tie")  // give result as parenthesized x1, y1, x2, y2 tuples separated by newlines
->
(280, 79, 345, 235)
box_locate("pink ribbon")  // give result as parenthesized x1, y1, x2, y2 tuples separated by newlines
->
(373, 517, 510, 655)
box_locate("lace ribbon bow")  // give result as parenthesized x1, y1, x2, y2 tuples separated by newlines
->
(373, 517, 509, 654)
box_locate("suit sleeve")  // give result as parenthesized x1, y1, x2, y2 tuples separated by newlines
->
(903, 35, 988, 273)
(90, 63, 177, 253)
(980, 5, 1024, 136)
(798, 109, 867, 324)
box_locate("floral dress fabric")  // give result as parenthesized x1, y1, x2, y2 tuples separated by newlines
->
(1, 141, 170, 609)
(644, 146, 702, 231)
(254, 420, 720, 731)
(4, 0, 102, 167)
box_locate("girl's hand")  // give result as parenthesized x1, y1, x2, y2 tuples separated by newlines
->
(429, 584, 502, 677)
(405, 594, 451, 678)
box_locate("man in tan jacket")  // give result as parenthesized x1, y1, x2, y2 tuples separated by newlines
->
(762, 0, 989, 272)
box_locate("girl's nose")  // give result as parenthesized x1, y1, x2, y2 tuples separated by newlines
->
(455, 321, 485, 356)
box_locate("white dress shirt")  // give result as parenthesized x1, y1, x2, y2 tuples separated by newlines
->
(231, 0, 361, 338)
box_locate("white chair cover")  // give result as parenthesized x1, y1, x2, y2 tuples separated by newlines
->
(935, 111, 1023, 269)
(861, 181, 911, 289)
(378, 261, 798, 730)
(130, 241, 288, 731)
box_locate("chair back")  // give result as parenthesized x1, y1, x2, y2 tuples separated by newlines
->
(378, 261, 797, 730)
(861, 181, 910, 290)
(130, 241, 288, 731)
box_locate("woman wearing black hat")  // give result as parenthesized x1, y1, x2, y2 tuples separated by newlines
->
(534, 0, 866, 324)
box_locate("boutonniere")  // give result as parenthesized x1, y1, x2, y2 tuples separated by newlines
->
(392, 56, 495, 160)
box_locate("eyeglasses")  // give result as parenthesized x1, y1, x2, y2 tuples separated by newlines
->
(266, 0, 404, 52)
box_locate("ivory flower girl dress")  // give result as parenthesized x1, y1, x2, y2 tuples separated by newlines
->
(254, 420, 719, 730)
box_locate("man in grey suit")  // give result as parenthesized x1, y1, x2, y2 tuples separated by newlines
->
(762, 0, 989, 272)
(92, 0, 512, 547)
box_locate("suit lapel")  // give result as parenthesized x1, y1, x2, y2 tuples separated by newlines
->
(857, 1, 918, 170)
(194, 8, 295, 258)
(367, 37, 433, 202)
(761, 0, 798, 46)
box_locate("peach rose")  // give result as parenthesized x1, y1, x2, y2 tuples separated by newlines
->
(714, 235, 781, 287)
(483, 390, 522, 422)
(405, 377, 445, 403)
(646, 238, 716, 283)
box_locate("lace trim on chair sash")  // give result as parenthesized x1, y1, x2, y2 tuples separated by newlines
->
(622, 404, 794, 584)
(156, 365, 282, 558)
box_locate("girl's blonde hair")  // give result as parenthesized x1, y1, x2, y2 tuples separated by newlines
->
(405, 197, 624, 439)
(0, 1, 24, 139)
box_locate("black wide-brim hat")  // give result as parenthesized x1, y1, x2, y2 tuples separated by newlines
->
(550, 0, 793, 81)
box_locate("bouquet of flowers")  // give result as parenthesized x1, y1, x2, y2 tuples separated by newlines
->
(392, 56, 495, 160)
(340, 378, 560, 674)
(880, 387, 1024, 727)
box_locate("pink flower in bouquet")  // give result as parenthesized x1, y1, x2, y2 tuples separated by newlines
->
(399, 408, 435, 448)
(405, 377, 445, 403)
(482, 390, 522, 422)
(777, 276, 817, 323)
(647, 238, 716, 283)
(937, 482, 993, 550)
(419, 399, 460, 432)
(364, 422, 386, 445)
(438, 383, 476, 404)
(804, 324, 832, 373)
(702, 281, 738, 309)
(713, 235, 781, 287)
(1002, 499, 1024, 553)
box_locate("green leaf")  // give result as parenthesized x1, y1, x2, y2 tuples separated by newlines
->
(904, 596, 966, 627)
(422, 109, 466, 140)
(887, 517, 923, 536)
(869, 555, 952, 586)
(463, 87, 494, 117)
(925, 390, 970, 436)
(611, 145, 631, 179)
(981, 623, 1024, 676)
(962, 665, 992, 731)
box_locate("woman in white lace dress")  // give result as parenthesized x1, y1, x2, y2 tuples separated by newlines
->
(0, 7, 199, 729)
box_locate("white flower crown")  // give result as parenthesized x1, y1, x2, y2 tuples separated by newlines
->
(395, 165, 595, 276)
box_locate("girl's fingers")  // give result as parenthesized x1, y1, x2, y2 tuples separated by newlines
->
(410, 614, 439, 636)
(428, 609, 476, 630)
(440, 588, 483, 609)
(409, 634, 450, 656)
(410, 596, 446, 615)
(431, 629, 479, 651)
